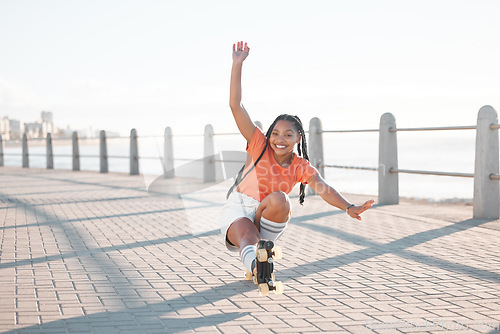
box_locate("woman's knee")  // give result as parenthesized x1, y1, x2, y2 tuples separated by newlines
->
(268, 191, 290, 210)
(227, 218, 260, 247)
(260, 191, 291, 221)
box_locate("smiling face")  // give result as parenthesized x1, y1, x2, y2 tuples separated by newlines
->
(269, 120, 301, 157)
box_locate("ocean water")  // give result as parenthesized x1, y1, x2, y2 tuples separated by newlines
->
(1, 130, 478, 201)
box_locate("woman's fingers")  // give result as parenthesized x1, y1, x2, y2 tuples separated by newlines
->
(358, 206, 370, 214)
(351, 199, 375, 218)
(233, 41, 249, 52)
(362, 199, 375, 210)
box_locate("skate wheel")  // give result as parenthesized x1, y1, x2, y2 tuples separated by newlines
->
(272, 246, 283, 260)
(264, 240, 274, 250)
(257, 249, 268, 262)
(244, 270, 253, 281)
(253, 276, 258, 285)
(274, 281, 284, 294)
(258, 283, 269, 296)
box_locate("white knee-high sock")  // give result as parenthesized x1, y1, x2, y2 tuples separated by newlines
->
(240, 245, 256, 272)
(259, 217, 288, 241)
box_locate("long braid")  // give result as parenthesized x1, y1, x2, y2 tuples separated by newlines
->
(290, 115, 310, 205)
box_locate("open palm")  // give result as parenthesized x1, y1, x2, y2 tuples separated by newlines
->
(233, 41, 250, 63)
(349, 199, 375, 221)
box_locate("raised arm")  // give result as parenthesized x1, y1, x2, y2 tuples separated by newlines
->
(230, 41, 256, 143)
(307, 173, 374, 220)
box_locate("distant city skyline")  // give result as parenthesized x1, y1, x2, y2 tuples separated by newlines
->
(0, 111, 55, 140)
(0, 111, 110, 140)
(1, 0, 499, 136)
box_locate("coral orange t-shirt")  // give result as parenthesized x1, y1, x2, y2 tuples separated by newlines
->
(237, 127, 319, 201)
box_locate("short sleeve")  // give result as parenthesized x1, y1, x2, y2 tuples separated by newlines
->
(296, 160, 319, 184)
(246, 127, 267, 157)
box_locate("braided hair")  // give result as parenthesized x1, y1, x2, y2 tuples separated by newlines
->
(226, 114, 311, 205)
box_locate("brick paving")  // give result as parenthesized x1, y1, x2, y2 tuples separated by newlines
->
(0, 166, 499, 333)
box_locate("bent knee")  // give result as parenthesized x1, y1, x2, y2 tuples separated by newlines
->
(267, 191, 291, 210)
(227, 218, 260, 248)
(260, 191, 291, 222)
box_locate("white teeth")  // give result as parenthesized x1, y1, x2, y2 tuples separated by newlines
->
(276, 145, 286, 149)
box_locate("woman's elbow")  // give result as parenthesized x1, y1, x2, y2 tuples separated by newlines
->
(229, 102, 242, 112)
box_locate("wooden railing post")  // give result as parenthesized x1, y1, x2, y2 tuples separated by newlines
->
(130, 129, 139, 175)
(378, 113, 399, 204)
(204, 124, 215, 182)
(100, 130, 108, 173)
(164, 127, 174, 178)
(22, 133, 29, 168)
(72, 132, 80, 171)
(0, 134, 4, 167)
(46, 133, 54, 169)
(473, 105, 499, 219)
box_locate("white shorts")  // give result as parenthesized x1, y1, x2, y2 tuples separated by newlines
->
(219, 191, 261, 252)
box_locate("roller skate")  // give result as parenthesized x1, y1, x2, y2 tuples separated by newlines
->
(244, 240, 284, 296)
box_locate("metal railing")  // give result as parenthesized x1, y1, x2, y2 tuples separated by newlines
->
(1, 108, 498, 219)
(0, 119, 261, 175)
(389, 168, 474, 178)
(390, 125, 476, 132)
(313, 125, 478, 178)
(307, 105, 499, 219)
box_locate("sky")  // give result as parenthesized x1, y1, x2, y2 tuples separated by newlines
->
(1, 0, 499, 136)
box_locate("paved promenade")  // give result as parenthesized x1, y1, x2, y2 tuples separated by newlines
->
(0, 167, 499, 333)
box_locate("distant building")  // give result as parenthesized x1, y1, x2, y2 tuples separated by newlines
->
(1, 111, 90, 141)
(0, 117, 24, 140)
(0, 117, 10, 140)
(9, 119, 22, 140)
(41, 111, 53, 123)
(23, 111, 55, 139)
(41, 111, 54, 138)
(24, 122, 44, 139)
(41, 111, 54, 136)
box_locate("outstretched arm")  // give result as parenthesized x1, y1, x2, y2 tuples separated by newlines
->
(306, 173, 374, 220)
(230, 41, 256, 143)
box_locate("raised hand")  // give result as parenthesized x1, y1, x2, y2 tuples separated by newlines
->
(348, 199, 375, 221)
(232, 41, 250, 63)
